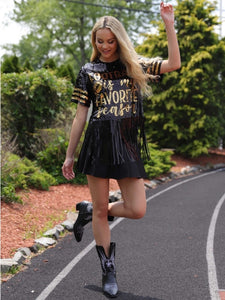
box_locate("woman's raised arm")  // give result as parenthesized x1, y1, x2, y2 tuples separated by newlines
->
(160, 2, 181, 74)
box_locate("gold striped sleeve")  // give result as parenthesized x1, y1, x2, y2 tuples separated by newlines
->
(147, 60, 162, 76)
(71, 88, 89, 106)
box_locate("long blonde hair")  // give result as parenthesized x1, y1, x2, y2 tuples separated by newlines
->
(91, 16, 152, 95)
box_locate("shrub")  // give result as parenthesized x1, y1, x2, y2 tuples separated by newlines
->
(36, 129, 87, 185)
(27, 172, 57, 190)
(1, 184, 22, 204)
(1, 153, 57, 203)
(1, 69, 73, 158)
(144, 144, 176, 179)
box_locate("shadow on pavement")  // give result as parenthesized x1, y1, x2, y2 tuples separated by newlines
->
(84, 284, 163, 299)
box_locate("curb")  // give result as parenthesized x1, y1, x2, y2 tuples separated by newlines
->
(1, 163, 225, 274)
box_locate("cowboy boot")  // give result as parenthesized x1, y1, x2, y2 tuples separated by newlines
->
(73, 201, 114, 242)
(96, 242, 118, 298)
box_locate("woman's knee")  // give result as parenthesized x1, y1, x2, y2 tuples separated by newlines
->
(118, 177, 146, 219)
(125, 199, 146, 219)
(93, 203, 108, 219)
(131, 204, 146, 219)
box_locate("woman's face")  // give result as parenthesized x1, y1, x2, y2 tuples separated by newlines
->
(95, 28, 119, 62)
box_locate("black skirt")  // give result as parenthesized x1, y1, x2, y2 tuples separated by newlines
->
(75, 118, 148, 179)
(76, 157, 147, 179)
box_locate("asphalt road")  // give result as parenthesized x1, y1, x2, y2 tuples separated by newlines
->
(1, 169, 225, 300)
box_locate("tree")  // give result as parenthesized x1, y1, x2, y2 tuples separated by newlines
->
(137, 0, 225, 157)
(57, 64, 76, 85)
(23, 58, 34, 71)
(1, 55, 21, 73)
(5, 0, 161, 71)
(43, 58, 57, 70)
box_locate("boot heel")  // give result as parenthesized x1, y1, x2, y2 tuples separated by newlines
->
(76, 203, 81, 211)
(108, 216, 114, 222)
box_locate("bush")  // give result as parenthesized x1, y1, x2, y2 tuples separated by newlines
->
(1, 153, 57, 203)
(144, 144, 176, 179)
(1, 184, 22, 204)
(36, 129, 87, 185)
(27, 171, 57, 190)
(1, 69, 73, 158)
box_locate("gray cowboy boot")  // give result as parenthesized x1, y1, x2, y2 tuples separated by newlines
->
(96, 242, 118, 298)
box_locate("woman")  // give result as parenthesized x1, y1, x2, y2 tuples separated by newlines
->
(62, 2, 180, 297)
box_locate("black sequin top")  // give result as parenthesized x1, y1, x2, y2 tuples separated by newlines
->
(71, 58, 162, 179)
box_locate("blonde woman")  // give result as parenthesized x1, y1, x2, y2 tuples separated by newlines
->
(62, 2, 180, 297)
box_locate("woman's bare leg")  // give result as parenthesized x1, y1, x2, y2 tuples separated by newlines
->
(87, 176, 146, 255)
(108, 178, 146, 219)
(87, 175, 111, 256)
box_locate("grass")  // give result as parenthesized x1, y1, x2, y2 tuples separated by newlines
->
(23, 212, 68, 240)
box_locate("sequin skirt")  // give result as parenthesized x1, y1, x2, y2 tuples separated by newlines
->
(75, 118, 148, 179)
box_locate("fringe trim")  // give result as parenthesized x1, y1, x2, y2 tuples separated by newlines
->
(78, 117, 149, 166)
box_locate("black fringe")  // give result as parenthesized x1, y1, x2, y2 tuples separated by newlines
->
(77, 117, 149, 167)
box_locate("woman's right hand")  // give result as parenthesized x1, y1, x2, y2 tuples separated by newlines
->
(160, 2, 174, 27)
(62, 158, 75, 180)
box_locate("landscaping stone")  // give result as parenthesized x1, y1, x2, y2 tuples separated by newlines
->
(55, 224, 65, 234)
(0, 259, 18, 273)
(35, 237, 56, 247)
(144, 181, 156, 189)
(61, 220, 74, 231)
(213, 163, 225, 169)
(152, 179, 161, 185)
(67, 211, 77, 222)
(110, 190, 122, 201)
(158, 177, 170, 183)
(180, 166, 190, 174)
(29, 244, 40, 254)
(169, 172, 179, 179)
(109, 194, 118, 203)
(43, 227, 60, 240)
(13, 251, 26, 264)
(17, 247, 31, 257)
(188, 166, 201, 174)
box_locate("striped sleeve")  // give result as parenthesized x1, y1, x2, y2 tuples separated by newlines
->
(138, 56, 163, 83)
(146, 59, 162, 76)
(71, 68, 91, 107)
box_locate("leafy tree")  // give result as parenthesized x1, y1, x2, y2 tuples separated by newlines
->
(137, 0, 225, 157)
(1, 55, 21, 73)
(4, 31, 54, 69)
(43, 58, 57, 70)
(1, 69, 73, 158)
(5, 0, 161, 70)
(57, 63, 76, 84)
(23, 58, 34, 71)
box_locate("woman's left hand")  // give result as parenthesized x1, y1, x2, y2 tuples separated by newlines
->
(160, 2, 174, 26)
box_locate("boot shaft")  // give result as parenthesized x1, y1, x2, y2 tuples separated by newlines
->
(96, 242, 116, 275)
